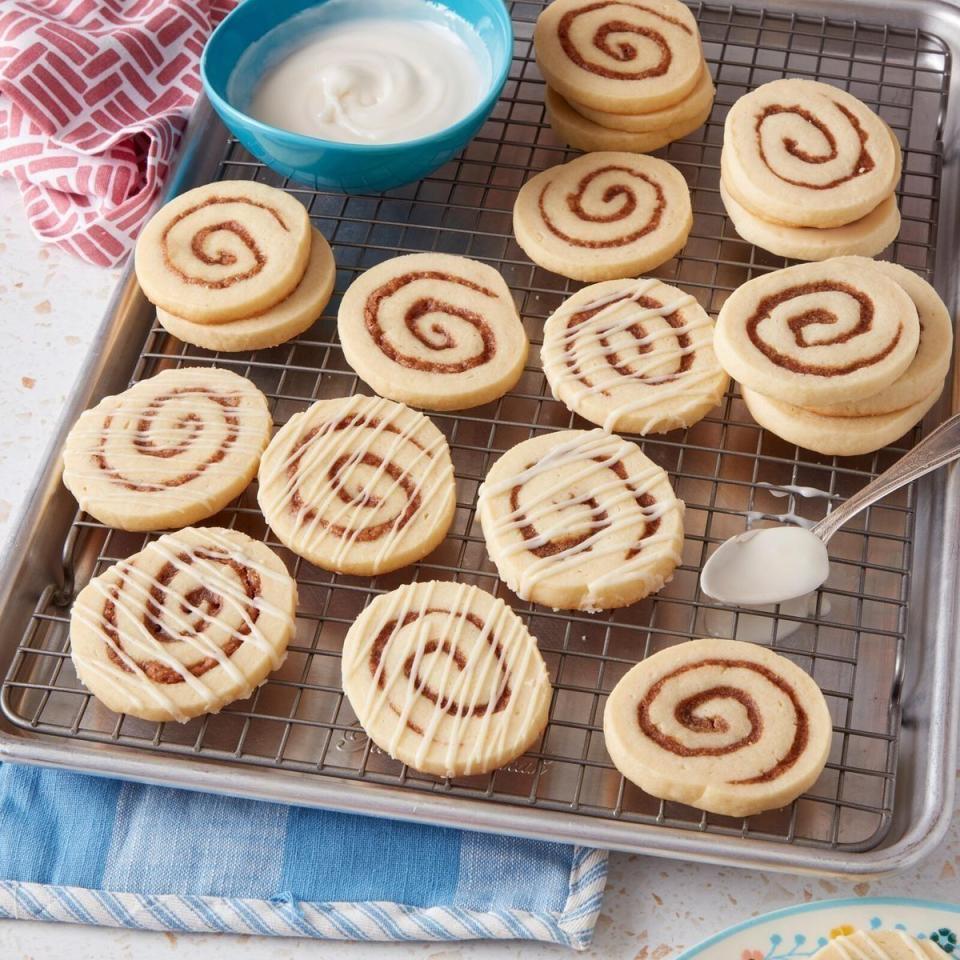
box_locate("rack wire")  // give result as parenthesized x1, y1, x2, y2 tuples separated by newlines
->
(2, 1, 951, 854)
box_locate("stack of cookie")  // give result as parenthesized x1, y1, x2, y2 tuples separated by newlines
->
(714, 257, 951, 456)
(534, 0, 714, 153)
(135, 180, 335, 352)
(721, 79, 903, 261)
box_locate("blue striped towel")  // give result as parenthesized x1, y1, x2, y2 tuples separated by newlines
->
(0, 764, 607, 949)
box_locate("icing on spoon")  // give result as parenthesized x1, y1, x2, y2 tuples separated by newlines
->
(701, 413, 960, 606)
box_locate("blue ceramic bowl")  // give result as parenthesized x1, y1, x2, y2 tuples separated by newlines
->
(201, 0, 512, 193)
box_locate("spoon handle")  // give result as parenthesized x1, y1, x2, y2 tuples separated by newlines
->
(811, 413, 960, 543)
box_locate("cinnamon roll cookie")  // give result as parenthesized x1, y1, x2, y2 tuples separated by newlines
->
(135, 180, 312, 323)
(338, 254, 528, 411)
(62, 367, 272, 531)
(812, 931, 944, 959)
(545, 84, 712, 154)
(534, 0, 704, 115)
(603, 637, 833, 816)
(514, 152, 693, 281)
(341, 580, 552, 777)
(720, 181, 901, 262)
(257, 395, 455, 575)
(714, 258, 921, 408)
(70, 527, 297, 723)
(541, 277, 728, 434)
(156, 228, 335, 352)
(805, 259, 952, 417)
(741, 384, 942, 457)
(478, 429, 684, 610)
(720, 79, 902, 258)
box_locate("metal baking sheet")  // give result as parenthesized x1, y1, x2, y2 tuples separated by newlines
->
(1, 0, 959, 877)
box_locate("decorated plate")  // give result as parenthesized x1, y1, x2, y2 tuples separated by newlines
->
(677, 897, 960, 958)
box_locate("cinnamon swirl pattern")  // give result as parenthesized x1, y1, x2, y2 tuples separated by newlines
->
(541, 277, 728, 434)
(70, 527, 297, 723)
(257, 395, 456, 575)
(812, 931, 945, 960)
(714, 258, 921, 408)
(61, 367, 272, 532)
(722, 79, 902, 233)
(603, 638, 833, 817)
(341, 580, 552, 777)
(478, 429, 685, 611)
(157, 228, 335, 353)
(135, 180, 312, 323)
(513, 152, 693, 281)
(534, 0, 704, 115)
(338, 254, 529, 411)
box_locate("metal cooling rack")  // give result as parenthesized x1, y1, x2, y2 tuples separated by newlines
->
(1, 0, 957, 874)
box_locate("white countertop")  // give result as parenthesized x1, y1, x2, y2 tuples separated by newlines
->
(0, 178, 957, 959)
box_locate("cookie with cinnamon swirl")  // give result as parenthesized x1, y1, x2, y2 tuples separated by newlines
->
(534, 0, 705, 115)
(812, 931, 944, 959)
(478, 429, 685, 610)
(341, 580, 552, 777)
(806, 259, 952, 417)
(62, 367, 272, 531)
(714, 258, 921, 407)
(741, 383, 942, 457)
(720, 181, 901, 262)
(156, 228, 335, 352)
(603, 637, 833, 817)
(722, 79, 902, 229)
(338, 254, 529, 411)
(514, 152, 693, 281)
(541, 277, 728, 434)
(545, 84, 712, 153)
(135, 180, 312, 324)
(70, 527, 297, 723)
(257, 395, 455, 575)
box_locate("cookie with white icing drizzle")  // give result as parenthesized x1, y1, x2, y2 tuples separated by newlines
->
(478, 429, 684, 610)
(258, 395, 455, 575)
(135, 180, 312, 324)
(534, 0, 705, 115)
(541, 277, 728, 434)
(722, 79, 902, 229)
(62, 367, 272, 532)
(337, 254, 529, 411)
(714, 258, 921, 407)
(812, 930, 944, 959)
(341, 580, 552, 777)
(156, 228, 335, 352)
(513, 152, 692, 282)
(603, 637, 833, 817)
(70, 527, 297, 723)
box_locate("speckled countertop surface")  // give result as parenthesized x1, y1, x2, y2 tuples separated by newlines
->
(0, 178, 957, 959)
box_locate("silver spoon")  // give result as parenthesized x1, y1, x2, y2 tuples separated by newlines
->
(700, 413, 960, 607)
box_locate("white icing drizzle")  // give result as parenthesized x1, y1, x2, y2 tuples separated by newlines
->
(67, 387, 265, 502)
(756, 481, 835, 500)
(744, 510, 816, 529)
(259, 396, 449, 565)
(71, 531, 293, 722)
(478, 430, 682, 604)
(542, 279, 721, 432)
(348, 582, 547, 775)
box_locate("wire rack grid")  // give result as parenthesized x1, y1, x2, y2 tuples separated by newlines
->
(1, 0, 952, 855)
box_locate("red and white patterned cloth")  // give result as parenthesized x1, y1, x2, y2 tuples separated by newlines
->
(0, 0, 233, 267)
